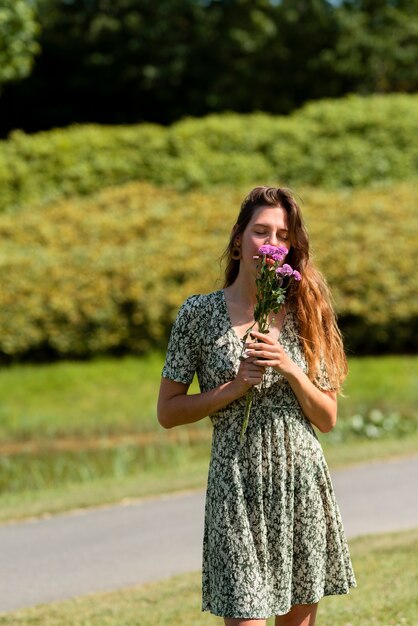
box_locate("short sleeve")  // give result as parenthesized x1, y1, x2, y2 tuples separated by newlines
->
(313, 356, 336, 392)
(161, 295, 203, 385)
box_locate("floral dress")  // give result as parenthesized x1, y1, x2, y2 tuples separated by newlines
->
(161, 289, 357, 619)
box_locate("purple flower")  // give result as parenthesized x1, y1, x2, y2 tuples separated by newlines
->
(276, 263, 293, 276)
(292, 270, 302, 281)
(272, 251, 287, 261)
(258, 244, 275, 256)
(258, 244, 288, 258)
(275, 245, 289, 257)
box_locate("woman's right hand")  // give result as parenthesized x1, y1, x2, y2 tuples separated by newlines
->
(232, 355, 265, 397)
(158, 353, 265, 429)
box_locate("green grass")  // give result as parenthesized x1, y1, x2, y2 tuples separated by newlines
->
(0, 354, 416, 523)
(342, 355, 418, 417)
(0, 452, 211, 524)
(0, 527, 416, 625)
(0, 354, 416, 443)
(0, 435, 417, 524)
(0, 353, 167, 442)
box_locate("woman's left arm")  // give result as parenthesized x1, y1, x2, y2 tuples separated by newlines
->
(246, 331, 337, 433)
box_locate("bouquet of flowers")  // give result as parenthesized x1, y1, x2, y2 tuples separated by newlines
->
(239, 244, 301, 443)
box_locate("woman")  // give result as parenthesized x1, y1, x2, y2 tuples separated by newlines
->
(157, 187, 357, 626)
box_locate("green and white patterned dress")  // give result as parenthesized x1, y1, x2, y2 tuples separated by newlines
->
(162, 290, 357, 619)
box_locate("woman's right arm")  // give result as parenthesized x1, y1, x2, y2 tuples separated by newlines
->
(157, 357, 264, 429)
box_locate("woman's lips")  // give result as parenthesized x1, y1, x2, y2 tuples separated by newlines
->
(253, 255, 278, 267)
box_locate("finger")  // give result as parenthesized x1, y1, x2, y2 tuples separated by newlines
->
(246, 374, 264, 382)
(248, 348, 281, 359)
(242, 364, 265, 376)
(243, 375, 264, 385)
(241, 356, 259, 365)
(252, 353, 276, 363)
(254, 359, 278, 368)
(246, 333, 278, 346)
(249, 331, 276, 345)
(246, 363, 263, 376)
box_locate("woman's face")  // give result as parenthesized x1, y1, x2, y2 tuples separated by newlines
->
(236, 205, 290, 276)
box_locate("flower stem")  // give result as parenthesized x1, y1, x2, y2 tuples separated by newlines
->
(241, 321, 256, 347)
(240, 388, 253, 444)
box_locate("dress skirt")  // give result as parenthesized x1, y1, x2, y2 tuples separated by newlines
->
(161, 290, 357, 619)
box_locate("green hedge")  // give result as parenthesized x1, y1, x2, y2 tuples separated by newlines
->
(0, 123, 166, 212)
(1, 94, 418, 212)
(0, 181, 416, 361)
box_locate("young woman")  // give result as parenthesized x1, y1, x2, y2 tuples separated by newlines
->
(157, 187, 357, 626)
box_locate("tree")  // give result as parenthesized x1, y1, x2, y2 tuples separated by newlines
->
(325, 0, 418, 93)
(32, 0, 207, 124)
(0, 0, 41, 87)
(0, 0, 340, 129)
(1, 0, 417, 134)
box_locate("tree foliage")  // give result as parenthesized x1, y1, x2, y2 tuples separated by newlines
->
(0, 0, 40, 87)
(0, 0, 417, 133)
(327, 0, 418, 93)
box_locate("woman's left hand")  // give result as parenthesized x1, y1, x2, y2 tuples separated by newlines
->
(245, 330, 295, 377)
(245, 331, 337, 432)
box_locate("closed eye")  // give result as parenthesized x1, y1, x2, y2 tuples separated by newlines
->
(253, 224, 289, 236)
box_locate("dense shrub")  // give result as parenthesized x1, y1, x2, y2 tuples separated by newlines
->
(0, 181, 416, 361)
(0, 123, 166, 212)
(1, 94, 418, 213)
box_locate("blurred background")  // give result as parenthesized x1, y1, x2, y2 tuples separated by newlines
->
(0, 0, 417, 532)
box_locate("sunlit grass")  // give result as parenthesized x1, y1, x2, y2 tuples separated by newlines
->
(0, 354, 416, 442)
(0, 430, 416, 524)
(0, 353, 164, 441)
(0, 453, 211, 524)
(0, 527, 416, 625)
(342, 355, 418, 417)
(0, 354, 416, 523)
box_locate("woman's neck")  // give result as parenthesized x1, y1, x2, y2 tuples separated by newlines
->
(225, 270, 258, 308)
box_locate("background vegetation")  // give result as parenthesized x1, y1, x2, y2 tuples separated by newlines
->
(1, 527, 417, 625)
(0, 3, 417, 622)
(0, 0, 40, 88)
(0, 353, 416, 523)
(0, 176, 416, 361)
(1, 93, 418, 213)
(1, 1, 418, 134)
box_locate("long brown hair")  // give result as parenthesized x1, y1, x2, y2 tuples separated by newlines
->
(222, 186, 347, 391)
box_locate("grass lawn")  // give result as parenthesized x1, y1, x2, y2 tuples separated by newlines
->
(0, 354, 416, 443)
(0, 449, 210, 524)
(1, 434, 417, 524)
(0, 527, 416, 625)
(0, 352, 166, 442)
(0, 354, 417, 523)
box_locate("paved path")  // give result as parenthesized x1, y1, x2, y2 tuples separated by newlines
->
(1, 455, 418, 613)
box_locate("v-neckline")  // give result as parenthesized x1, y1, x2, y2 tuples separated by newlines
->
(220, 288, 288, 345)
